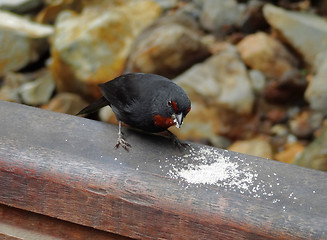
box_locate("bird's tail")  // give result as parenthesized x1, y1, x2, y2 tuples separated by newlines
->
(76, 96, 109, 115)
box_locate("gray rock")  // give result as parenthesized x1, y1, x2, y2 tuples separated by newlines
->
(248, 69, 266, 94)
(126, 13, 210, 78)
(305, 52, 327, 115)
(175, 44, 254, 114)
(0, 0, 43, 13)
(0, 72, 28, 103)
(200, 0, 244, 33)
(153, 0, 177, 10)
(19, 70, 55, 106)
(294, 123, 327, 171)
(270, 124, 288, 137)
(263, 4, 327, 67)
(192, 0, 205, 7)
(0, 69, 55, 105)
(175, 3, 202, 23)
(0, 10, 53, 76)
(171, 44, 255, 143)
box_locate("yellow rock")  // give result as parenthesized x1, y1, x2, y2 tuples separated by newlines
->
(51, 0, 162, 99)
(228, 136, 273, 159)
(42, 92, 89, 115)
(237, 32, 298, 79)
(275, 142, 305, 164)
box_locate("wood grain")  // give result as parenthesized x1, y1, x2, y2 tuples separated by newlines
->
(0, 204, 132, 240)
(0, 100, 326, 239)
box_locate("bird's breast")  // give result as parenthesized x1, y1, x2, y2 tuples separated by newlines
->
(153, 115, 175, 129)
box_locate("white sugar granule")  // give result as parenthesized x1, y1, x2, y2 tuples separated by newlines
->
(178, 160, 238, 185)
(162, 145, 299, 205)
(166, 146, 258, 193)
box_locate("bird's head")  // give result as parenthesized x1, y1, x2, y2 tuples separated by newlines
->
(153, 86, 191, 130)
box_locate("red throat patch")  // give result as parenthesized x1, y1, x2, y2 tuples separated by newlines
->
(153, 115, 175, 128)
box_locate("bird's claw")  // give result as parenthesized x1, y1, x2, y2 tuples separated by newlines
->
(167, 130, 190, 150)
(173, 137, 190, 150)
(115, 134, 131, 151)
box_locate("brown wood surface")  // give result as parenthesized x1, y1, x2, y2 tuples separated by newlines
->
(0, 100, 327, 239)
(0, 204, 132, 240)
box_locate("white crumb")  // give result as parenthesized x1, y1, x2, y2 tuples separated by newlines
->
(163, 145, 299, 206)
(178, 161, 237, 185)
(166, 146, 256, 193)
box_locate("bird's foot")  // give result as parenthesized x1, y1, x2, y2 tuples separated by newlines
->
(115, 121, 131, 151)
(173, 138, 190, 150)
(167, 130, 190, 150)
(115, 133, 131, 151)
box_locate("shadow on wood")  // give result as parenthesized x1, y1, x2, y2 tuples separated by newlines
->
(0, 100, 326, 239)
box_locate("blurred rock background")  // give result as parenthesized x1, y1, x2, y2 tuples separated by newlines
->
(1, 0, 327, 171)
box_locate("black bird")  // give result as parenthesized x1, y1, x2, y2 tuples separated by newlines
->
(77, 73, 191, 150)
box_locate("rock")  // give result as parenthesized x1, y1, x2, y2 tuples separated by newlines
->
(172, 44, 255, 141)
(286, 134, 298, 144)
(274, 142, 305, 164)
(0, 0, 43, 13)
(289, 110, 323, 139)
(199, 0, 244, 33)
(294, 123, 327, 171)
(267, 109, 287, 124)
(42, 92, 89, 115)
(263, 69, 307, 104)
(0, 72, 28, 103)
(270, 124, 288, 137)
(263, 4, 327, 67)
(153, 0, 177, 10)
(19, 70, 55, 106)
(305, 53, 327, 116)
(237, 32, 298, 79)
(125, 13, 210, 78)
(236, 0, 269, 34)
(192, 0, 205, 7)
(0, 10, 53, 76)
(248, 69, 266, 94)
(175, 1, 202, 21)
(0, 69, 55, 105)
(36, 0, 83, 24)
(51, 0, 161, 100)
(228, 136, 273, 159)
(176, 44, 254, 114)
(99, 106, 117, 125)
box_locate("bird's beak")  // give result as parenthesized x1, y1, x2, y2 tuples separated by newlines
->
(173, 113, 183, 128)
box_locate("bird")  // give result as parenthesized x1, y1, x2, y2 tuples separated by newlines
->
(77, 73, 191, 150)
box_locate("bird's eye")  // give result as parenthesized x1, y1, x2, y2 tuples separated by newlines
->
(167, 100, 172, 106)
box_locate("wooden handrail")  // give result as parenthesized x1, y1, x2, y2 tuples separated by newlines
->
(0, 100, 326, 239)
(0, 204, 132, 240)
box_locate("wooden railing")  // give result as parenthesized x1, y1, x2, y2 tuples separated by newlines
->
(0, 100, 326, 239)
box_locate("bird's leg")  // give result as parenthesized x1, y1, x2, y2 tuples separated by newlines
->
(115, 121, 131, 150)
(166, 130, 189, 150)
